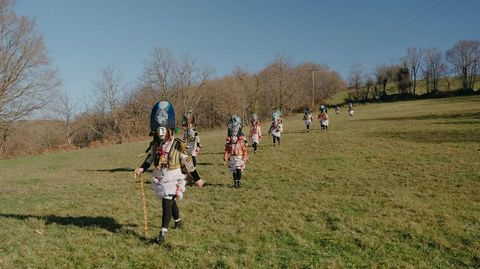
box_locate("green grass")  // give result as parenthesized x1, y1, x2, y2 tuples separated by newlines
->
(1, 96, 479, 268)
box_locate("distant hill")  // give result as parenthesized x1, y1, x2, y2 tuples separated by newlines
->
(326, 76, 480, 105)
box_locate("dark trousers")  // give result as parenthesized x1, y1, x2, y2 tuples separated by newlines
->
(233, 169, 242, 182)
(161, 198, 179, 229)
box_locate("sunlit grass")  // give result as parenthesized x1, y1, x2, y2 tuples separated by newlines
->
(1, 96, 479, 268)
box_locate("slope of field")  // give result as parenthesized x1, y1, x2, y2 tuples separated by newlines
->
(1, 96, 479, 268)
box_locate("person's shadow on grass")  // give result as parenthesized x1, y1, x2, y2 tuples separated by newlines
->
(0, 213, 163, 244)
(0, 213, 121, 232)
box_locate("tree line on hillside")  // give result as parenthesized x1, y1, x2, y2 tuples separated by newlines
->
(346, 40, 480, 103)
(0, 0, 346, 158)
(64, 54, 345, 148)
(1, 0, 479, 158)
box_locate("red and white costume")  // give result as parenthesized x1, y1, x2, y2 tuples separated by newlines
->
(249, 123, 262, 144)
(223, 137, 248, 172)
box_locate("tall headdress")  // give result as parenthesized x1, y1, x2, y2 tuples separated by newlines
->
(182, 112, 197, 127)
(272, 110, 282, 121)
(227, 114, 242, 137)
(150, 101, 176, 134)
(250, 113, 259, 124)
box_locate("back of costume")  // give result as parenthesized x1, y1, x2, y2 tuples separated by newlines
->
(269, 110, 283, 146)
(249, 113, 262, 153)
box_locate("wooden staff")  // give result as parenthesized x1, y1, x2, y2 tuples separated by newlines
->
(137, 173, 148, 237)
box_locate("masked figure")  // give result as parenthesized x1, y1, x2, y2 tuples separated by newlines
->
(135, 101, 205, 244)
(249, 113, 262, 154)
(303, 107, 313, 132)
(224, 114, 248, 188)
(182, 112, 201, 167)
(268, 110, 284, 146)
(318, 110, 329, 131)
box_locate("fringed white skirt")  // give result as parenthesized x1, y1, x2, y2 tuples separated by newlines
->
(151, 167, 186, 200)
(251, 134, 260, 144)
(228, 156, 246, 172)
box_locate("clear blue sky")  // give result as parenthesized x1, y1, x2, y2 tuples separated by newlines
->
(15, 0, 480, 101)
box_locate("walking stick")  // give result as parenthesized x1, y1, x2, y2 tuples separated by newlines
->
(136, 173, 148, 237)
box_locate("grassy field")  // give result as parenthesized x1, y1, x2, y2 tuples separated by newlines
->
(1, 96, 479, 268)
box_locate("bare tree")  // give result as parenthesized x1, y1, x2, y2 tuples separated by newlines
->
(52, 90, 85, 146)
(176, 54, 212, 114)
(93, 64, 125, 142)
(438, 63, 451, 92)
(446, 40, 480, 91)
(288, 62, 319, 109)
(123, 87, 151, 137)
(310, 68, 345, 103)
(259, 56, 297, 112)
(0, 120, 11, 154)
(363, 72, 374, 102)
(348, 64, 364, 101)
(233, 66, 258, 121)
(320, 70, 345, 101)
(0, 0, 59, 155)
(374, 65, 390, 98)
(405, 47, 424, 95)
(395, 61, 410, 94)
(140, 47, 178, 100)
(422, 48, 443, 94)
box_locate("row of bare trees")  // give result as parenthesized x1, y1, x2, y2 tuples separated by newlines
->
(347, 39, 480, 102)
(7, 0, 478, 158)
(0, 40, 346, 159)
(0, 0, 59, 155)
(47, 54, 344, 151)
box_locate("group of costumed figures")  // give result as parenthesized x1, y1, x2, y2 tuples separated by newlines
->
(222, 110, 284, 188)
(303, 103, 355, 132)
(134, 101, 284, 244)
(303, 105, 329, 132)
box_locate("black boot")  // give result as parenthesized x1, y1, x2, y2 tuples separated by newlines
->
(173, 220, 182, 229)
(156, 229, 167, 244)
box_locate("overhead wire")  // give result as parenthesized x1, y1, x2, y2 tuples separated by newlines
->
(333, 0, 434, 66)
(361, 0, 468, 74)
(334, 0, 462, 75)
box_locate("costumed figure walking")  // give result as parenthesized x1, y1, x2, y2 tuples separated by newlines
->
(348, 102, 354, 116)
(249, 113, 262, 154)
(268, 110, 284, 146)
(319, 110, 329, 131)
(224, 114, 248, 188)
(182, 112, 201, 167)
(335, 105, 340, 115)
(303, 107, 313, 132)
(134, 101, 205, 244)
(320, 104, 328, 113)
